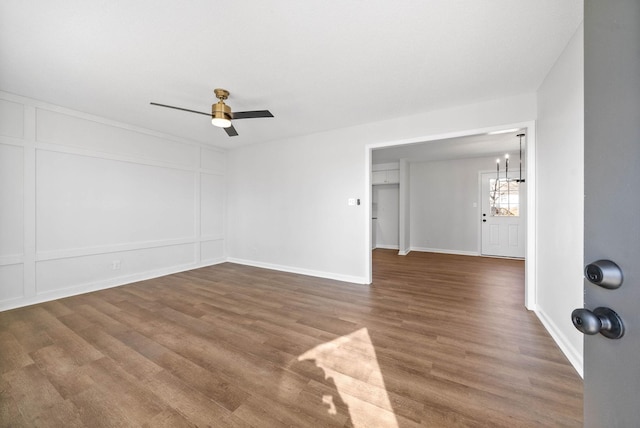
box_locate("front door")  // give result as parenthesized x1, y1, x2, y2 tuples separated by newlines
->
(480, 171, 525, 258)
(582, 1, 640, 426)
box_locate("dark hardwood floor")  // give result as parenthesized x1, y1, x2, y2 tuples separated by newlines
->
(0, 250, 583, 427)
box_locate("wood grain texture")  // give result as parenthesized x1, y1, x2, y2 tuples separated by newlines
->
(0, 250, 583, 427)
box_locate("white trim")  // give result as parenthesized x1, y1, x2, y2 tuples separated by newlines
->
(23, 105, 37, 300)
(477, 170, 485, 256)
(410, 247, 479, 257)
(0, 90, 223, 151)
(0, 258, 226, 312)
(0, 136, 26, 147)
(34, 238, 211, 262)
(227, 257, 367, 285)
(372, 162, 400, 171)
(374, 244, 399, 250)
(193, 158, 202, 265)
(525, 125, 537, 310)
(535, 308, 584, 378)
(0, 254, 24, 266)
(478, 254, 524, 261)
(398, 159, 411, 256)
(34, 143, 201, 173)
(365, 145, 373, 284)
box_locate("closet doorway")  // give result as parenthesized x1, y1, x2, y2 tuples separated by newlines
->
(372, 184, 399, 250)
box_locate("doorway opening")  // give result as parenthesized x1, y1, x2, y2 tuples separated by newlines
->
(365, 122, 536, 309)
(372, 184, 399, 250)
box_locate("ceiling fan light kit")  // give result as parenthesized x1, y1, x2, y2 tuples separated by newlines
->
(211, 88, 231, 128)
(150, 88, 273, 137)
(212, 109, 231, 128)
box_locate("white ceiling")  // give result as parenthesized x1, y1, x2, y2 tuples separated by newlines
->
(0, 1, 583, 150)
(372, 130, 525, 164)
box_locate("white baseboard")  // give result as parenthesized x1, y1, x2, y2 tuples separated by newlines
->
(535, 307, 584, 378)
(374, 244, 399, 250)
(226, 257, 367, 285)
(0, 256, 368, 312)
(0, 258, 226, 312)
(398, 249, 410, 256)
(410, 246, 479, 257)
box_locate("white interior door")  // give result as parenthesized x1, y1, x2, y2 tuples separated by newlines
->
(480, 171, 525, 258)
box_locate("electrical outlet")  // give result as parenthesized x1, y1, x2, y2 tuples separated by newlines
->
(348, 198, 356, 206)
(111, 260, 121, 270)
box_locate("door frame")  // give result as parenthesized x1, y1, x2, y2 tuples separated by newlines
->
(365, 120, 537, 309)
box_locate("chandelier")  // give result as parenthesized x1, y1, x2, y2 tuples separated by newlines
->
(490, 133, 525, 217)
(495, 133, 525, 183)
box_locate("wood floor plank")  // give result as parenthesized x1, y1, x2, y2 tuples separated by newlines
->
(77, 357, 166, 424)
(73, 329, 163, 383)
(0, 375, 25, 427)
(0, 331, 34, 374)
(44, 326, 104, 367)
(69, 385, 140, 427)
(152, 349, 250, 412)
(30, 344, 95, 398)
(27, 399, 85, 428)
(142, 370, 237, 428)
(6, 320, 54, 354)
(2, 364, 67, 424)
(0, 249, 583, 426)
(141, 408, 196, 428)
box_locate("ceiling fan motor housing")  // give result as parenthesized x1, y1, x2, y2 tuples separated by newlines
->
(212, 101, 232, 124)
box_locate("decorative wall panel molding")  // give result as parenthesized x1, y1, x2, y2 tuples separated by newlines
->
(0, 91, 227, 311)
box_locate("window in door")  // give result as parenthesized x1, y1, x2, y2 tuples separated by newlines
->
(489, 179, 520, 216)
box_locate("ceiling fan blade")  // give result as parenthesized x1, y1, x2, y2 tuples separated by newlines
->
(232, 110, 274, 119)
(224, 124, 238, 137)
(150, 102, 210, 117)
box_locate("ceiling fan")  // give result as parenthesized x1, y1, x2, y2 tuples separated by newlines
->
(150, 88, 273, 137)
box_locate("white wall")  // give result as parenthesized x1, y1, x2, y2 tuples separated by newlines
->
(372, 184, 399, 249)
(535, 23, 584, 375)
(409, 154, 517, 255)
(398, 159, 411, 255)
(0, 92, 226, 311)
(226, 132, 367, 283)
(227, 93, 537, 283)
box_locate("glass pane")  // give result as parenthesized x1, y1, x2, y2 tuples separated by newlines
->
(490, 178, 520, 217)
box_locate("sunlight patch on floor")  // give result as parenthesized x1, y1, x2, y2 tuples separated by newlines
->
(298, 327, 399, 428)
